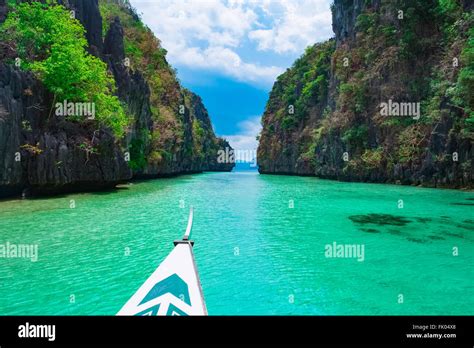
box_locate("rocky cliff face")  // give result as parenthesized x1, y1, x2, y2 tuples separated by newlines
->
(0, 0, 233, 198)
(97, 1, 234, 177)
(0, 0, 6, 23)
(0, 63, 131, 197)
(258, 0, 473, 188)
(65, 0, 103, 56)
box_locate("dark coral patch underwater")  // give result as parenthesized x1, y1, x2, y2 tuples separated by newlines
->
(348, 214, 412, 226)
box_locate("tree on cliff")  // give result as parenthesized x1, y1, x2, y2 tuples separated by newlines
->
(0, 1, 129, 137)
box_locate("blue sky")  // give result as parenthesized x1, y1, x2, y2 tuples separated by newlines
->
(129, 0, 333, 151)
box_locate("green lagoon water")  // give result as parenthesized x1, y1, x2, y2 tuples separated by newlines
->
(0, 170, 473, 315)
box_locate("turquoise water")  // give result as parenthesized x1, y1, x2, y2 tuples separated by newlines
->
(0, 170, 473, 315)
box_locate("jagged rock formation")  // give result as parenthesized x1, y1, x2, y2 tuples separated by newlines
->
(258, 0, 473, 188)
(0, 0, 233, 198)
(65, 0, 103, 56)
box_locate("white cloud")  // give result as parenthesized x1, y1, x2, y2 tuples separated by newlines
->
(223, 116, 261, 151)
(129, 0, 333, 86)
(248, 0, 333, 54)
(170, 45, 284, 84)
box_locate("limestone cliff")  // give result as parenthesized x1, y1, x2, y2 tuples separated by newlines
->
(258, 0, 473, 188)
(0, 0, 233, 198)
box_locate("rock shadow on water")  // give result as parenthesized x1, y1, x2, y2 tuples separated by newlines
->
(89, 186, 131, 196)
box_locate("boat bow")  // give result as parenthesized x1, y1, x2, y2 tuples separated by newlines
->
(117, 207, 207, 316)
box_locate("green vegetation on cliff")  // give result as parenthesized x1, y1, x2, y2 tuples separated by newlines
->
(0, 1, 128, 137)
(268, 40, 335, 131)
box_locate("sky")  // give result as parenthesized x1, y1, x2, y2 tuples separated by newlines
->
(129, 0, 334, 152)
